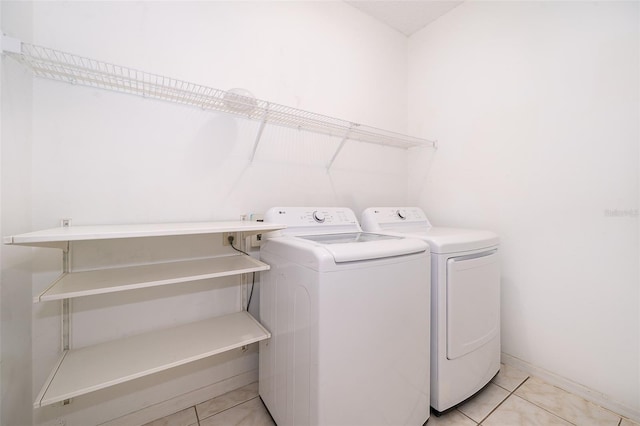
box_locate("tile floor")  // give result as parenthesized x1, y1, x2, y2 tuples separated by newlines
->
(144, 365, 639, 426)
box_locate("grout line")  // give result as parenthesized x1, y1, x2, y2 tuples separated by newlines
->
(194, 404, 201, 426)
(511, 394, 578, 426)
(199, 395, 261, 422)
(455, 409, 477, 424)
(507, 378, 581, 426)
(477, 378, 530, 425)
(511, 377, 530, 393)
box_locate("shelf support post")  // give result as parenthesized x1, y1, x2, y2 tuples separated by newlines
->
(249, 104, 269, 163)
(61, 219, 72, 405)
(327, 124, 355, 171)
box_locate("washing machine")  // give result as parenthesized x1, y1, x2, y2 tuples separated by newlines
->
(361, 207, 500, 414)
(259, 207, 431, 426)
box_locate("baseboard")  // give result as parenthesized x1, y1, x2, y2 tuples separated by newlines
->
(502, 353, 640, 423)
(99, 369, 258, 426)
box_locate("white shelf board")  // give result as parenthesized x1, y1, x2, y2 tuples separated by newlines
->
(4, 221, 284, 246)
(34, 311, 270, 408)
(36, 254, 269, 302)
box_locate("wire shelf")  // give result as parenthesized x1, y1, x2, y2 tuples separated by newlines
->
(4, 39, 436, 152)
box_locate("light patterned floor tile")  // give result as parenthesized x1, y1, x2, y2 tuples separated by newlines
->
(458, 383, 510, 423)
(514, 376, 620, 425)
(199, 397, 275, 426)
(482, 395, 572, 426)
(491, 364, 529, 392)
(142, 407, 198, 426)
(196, 382, 259, 420)
(139, 376, 636, 426)
(427, 409, 476, 425)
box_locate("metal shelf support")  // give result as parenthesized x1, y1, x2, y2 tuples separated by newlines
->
(249, 104, 270, 163)
(327, 124, 355, 170)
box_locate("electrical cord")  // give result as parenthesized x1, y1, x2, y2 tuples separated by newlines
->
(228, 235, 256, 311)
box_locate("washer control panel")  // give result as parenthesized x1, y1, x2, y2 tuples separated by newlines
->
(312, 211, 326, 223)
(264, 207, 360, 232)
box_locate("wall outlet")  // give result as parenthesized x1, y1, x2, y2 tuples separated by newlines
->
(222, 232, 236, 246)
(251, 232, 264, 248)
(249, 213, 264, 248)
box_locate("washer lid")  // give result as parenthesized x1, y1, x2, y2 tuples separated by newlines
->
(298, 232, 397, 244)
(295, 232, 428, 262)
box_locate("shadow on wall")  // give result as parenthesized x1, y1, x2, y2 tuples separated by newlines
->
(408, 144, 438, 205)
(201, 119, 417, 215)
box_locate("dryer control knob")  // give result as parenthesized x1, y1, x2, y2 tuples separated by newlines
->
(397, 209, 407, 220)
(312, 211, 326, 223)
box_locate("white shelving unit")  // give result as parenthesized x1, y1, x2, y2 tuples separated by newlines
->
(36, 255, 269, 302)
(36, 312, 269, 407)
(3, 221, 278, 246)
(1, 36, 437, 169)
(4, 220, 285, 408)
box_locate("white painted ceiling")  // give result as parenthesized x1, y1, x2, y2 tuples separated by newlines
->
(346, 1, 463, 36)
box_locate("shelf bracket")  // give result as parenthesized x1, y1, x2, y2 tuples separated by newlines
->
(327, 124, 355, 171)
(249, 104, 269, 163)
(1, 34, 22, 54)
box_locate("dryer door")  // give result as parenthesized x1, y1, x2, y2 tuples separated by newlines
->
(446, 250, 500, 360)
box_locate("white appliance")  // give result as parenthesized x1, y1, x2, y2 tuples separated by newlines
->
(259, 207, 431, 426)
(361, 207, 500, 414)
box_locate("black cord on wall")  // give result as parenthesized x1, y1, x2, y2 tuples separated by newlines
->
(228, 235, 256, 311)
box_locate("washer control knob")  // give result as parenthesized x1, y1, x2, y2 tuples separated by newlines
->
(312, 211, 326, 223)
(396, 209, 407, 220)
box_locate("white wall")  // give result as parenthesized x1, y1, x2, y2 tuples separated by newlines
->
(408, 0, 639, 417)
(1, 2, 34, 426)
(30, 0, 411, 227)
(2, 1, 413, 425)
(7, 1, 638, 424)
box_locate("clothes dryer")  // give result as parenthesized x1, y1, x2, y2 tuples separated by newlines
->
(259, 207, 431, 426)
(361, 207, 500, 413)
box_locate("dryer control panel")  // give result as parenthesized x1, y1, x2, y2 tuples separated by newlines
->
(361, 207, 432, 232)
(264, 207, 361, 235)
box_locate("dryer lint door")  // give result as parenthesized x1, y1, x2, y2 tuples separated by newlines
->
(446, 251, 500, 360)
